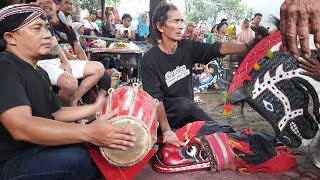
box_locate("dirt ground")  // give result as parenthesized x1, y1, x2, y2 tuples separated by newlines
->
(195, 90, 320, 177)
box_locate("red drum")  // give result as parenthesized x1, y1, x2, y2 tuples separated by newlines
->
(98, 84, 159, 167)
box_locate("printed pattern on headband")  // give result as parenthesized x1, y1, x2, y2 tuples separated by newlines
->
(0, 4, 47, 32)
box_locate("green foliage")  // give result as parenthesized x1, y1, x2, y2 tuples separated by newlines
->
(184, 0, 255, 26)
(80, 0, 120, 11)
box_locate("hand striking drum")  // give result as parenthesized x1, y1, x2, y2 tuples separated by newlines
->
(97, 84, 159, 167)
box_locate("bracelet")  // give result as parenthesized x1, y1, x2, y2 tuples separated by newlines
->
(51, 44, 61, 56)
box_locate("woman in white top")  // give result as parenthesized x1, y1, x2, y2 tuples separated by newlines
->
(116, 13, 136, 40)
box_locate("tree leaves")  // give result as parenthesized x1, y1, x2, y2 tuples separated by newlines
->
(183, 0, 255, 26)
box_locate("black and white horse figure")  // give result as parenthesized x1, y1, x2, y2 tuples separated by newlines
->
(229, 32, 320, 167)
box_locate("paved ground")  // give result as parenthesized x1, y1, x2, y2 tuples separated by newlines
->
(135, 91, 320, 180)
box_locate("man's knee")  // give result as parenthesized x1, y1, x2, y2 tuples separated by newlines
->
(58, 74, 78, 93)
(86, 61, 105, 78)
(55, 145, 98, 176)
(164, 97, 194, 113)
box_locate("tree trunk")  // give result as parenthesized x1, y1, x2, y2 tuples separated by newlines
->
(148, 0, 166, 45)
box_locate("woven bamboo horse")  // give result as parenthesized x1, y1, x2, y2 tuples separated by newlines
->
(228, 31, 320, 149)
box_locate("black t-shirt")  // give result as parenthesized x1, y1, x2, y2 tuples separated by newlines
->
(51, 20, 78, 46)
(0, 51, 60, 165)
(102, 21, 116, 38)
(142, 39, 221, 101)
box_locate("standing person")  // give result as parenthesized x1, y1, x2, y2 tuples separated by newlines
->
(226, 25, 237, 40)
(211, 22, 233, 43)
(251, 13, 268, 38)
(57, 0, 73, 25)
(182, 21, 198, 40)
(115, 13, 136, 82)
(0, 4, 136, 179)
(251, 13, 263, 28)
(237, 19, 255, 43)
(136, 12, 149, 41)
(221, 18, 228, 25)
(142, 4, 258, 147)
(205, 24, 217, 43)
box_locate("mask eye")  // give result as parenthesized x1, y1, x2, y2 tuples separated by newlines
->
(263, 100, 274, 112)
(186, 145, 197, 156)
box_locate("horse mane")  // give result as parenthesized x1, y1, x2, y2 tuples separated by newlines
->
(270, 15, 280, 30)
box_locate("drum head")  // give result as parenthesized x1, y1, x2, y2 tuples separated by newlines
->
(100, 116, 151, 167)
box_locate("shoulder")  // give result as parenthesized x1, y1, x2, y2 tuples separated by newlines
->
(142, 46, 160, 63)
(143, 46, 159, 58)
(0, 55, 18, 78)
(179, 39, 201, 49)
(129, 24, 136, 30)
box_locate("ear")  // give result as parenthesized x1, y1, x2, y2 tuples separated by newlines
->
(3, 32, 17, 46)
(156, 22, 164, 33)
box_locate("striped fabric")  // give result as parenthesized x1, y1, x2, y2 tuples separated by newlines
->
(0, 4, 46, 33)
(201, 132, 235, 171)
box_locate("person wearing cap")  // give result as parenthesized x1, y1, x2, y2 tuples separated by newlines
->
(0, 4, 136, 179)
(56, 0, 73, 25)
(82, 9, 100, 34)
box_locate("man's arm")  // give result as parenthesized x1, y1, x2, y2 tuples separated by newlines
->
(73, 42, 88, 60)
(0, 106, 135, 149)
(62, 49, 78, 60)
(157, 102, 171, 132)
(52, 93, 105, 122)
(219, 43, 248, 55)
(54, 36, 72, 73)
(157, 102, 184, 147)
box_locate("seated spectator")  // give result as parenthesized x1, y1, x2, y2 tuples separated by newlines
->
(57, 0, 73, 25)
(39, 0, 105, 106)
(102, 7, 116, 38)
(135, 12, 149, 41)
(72, 21, 87, 49)
(115, 13, 136, 41)
(82, 10, 100, 35)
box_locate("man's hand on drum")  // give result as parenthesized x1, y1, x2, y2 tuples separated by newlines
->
(280, 0, 320, 59)
(85, 111, 136, 150)
(162, 129, 185, 147)
(298, 57, 320, 81)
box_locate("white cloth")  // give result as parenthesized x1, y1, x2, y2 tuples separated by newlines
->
(37, 58, 87, 85)
(82, 19, 100, 33)
(58, 11, 73, 26)
(71, 22, 83, 39)
(116, 24, 136, 37)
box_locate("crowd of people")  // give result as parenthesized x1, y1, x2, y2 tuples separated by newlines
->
(0, 0, 320, 179)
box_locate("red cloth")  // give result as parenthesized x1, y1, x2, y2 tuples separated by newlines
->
(175, 121, 205, 141)
(234, 146, 296, 174)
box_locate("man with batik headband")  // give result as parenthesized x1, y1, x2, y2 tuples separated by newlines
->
(0, 4, 136, 179)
